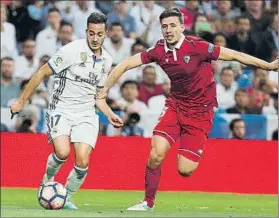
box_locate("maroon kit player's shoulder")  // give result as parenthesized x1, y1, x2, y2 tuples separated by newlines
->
(156, 39, 165, 46)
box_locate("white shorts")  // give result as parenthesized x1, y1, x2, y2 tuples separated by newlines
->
(46, 110, 99, 148)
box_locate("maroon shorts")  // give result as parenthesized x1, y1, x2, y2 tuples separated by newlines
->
(153, 102, 214, 162)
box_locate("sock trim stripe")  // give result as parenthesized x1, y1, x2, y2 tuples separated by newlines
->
(74, 165, 88, 172)
(52, 153, 67, 163)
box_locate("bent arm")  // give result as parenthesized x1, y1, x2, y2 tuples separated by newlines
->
(18, 64, 52, 104)
(219, 47, 276, 71)
(103, 53, 143, 90)
(95, 98, 114, 117)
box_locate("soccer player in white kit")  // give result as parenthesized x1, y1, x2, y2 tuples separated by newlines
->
(10, 12, 123, 209)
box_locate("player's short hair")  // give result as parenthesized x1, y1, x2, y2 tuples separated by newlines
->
(120, 80, 138, 91)
(1, 57, 14, 65)
(230, 118, 245, 131)
(236, 15, 250, 24)
(109, 22, 123, 30)
(60, 21, 72, 30)
(159, 8, 184, 24)
(48, 7, 60, 14)
(87, 12, 107, 29)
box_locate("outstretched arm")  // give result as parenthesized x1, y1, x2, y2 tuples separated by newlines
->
(219, 47, 278, 71)
(10, 64, 53, 115)
(97, 53, 143, 99)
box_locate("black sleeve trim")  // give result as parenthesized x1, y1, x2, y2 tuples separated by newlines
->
(47, 62, 57, 74)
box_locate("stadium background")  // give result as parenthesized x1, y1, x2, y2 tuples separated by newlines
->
(1, 0, 278, 217)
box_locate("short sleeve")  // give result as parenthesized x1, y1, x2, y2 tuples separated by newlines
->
(141, 46, 159, 64)
(47, 43, 75, 75)
(196, 40, 220, 61)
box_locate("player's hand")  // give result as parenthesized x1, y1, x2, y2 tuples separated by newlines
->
(270, 57, 278, 71)
(96, 87, 109, 99)
(10, 100, 24, 119)
(108, 113, 124, 128)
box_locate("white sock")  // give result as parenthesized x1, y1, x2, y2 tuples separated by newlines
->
(45, 153, 66, 180)
(65, 165, 88, 199)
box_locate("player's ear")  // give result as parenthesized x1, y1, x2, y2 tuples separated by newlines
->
(85, 28, 88, 37)
(181, 23, 185, 33)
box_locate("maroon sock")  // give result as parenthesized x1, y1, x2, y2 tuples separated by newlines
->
(144, 165, 161, 208)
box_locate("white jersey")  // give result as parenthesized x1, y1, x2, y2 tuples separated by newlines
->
(47, 39, 113, 113)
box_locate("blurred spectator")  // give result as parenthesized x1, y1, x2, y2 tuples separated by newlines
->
(262, 92, 278, 115)
(148, 78, 171, 112)
(138, 65, 163, 105)
(216, 67, 238, 109)
(179, 0, 200, 31)
(1, 3, 18, 59)
(0, 123, 9, 132)
(15, 103, 40, 133)
(213, 1, 240, 36)
(226, 89, 253, 114)
(243, 0, 272, 60)
(130, 1, 164, 46)
(63, 0, 100, 39)
(230, 118, 246, 139)
(103, 22, 135, 65)
(259, 13, 278, 62)
(95, 1, 114, 15)
(107, 1, 136, 39)
(121, 112, 144, 136)
(247, 68, 272, 113)
(14, 39, 39, 81)
(212, 32, 241, 79)
(193, 13, 215, 37)
(118, 80, 148, 115)
(227, 16, 257, 56)
(0, 57, 20, 107)
(36, 7, 61, 58)
(57, 21, 74, 47)
(272, 129, 278, 140)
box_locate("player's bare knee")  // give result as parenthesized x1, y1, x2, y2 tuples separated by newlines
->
(178, 168, 194, 177)
(75, 159, 89, 169)
(55, 149, 70, 160)
(150, 151, 165, 166)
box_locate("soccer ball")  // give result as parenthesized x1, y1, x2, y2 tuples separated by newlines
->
(38, 182, 67, 210)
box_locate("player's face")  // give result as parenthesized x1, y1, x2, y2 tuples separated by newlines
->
(233, 121, 246, 139)
(161, 16, 185, 45)
(86, 23, 107, 52)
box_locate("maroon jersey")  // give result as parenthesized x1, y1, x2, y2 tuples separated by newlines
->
(141, 35, 220, 112)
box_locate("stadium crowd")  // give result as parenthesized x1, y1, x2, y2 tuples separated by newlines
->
(0, 0, 278, 139)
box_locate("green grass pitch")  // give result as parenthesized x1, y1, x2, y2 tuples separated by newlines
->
(1, 188, 277, 217)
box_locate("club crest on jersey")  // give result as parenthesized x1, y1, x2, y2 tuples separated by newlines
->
(80, 52, 87, 62)
(54, 56, 63, 66)
(183, 55, 191, 63)
(208, 43, 214, 54)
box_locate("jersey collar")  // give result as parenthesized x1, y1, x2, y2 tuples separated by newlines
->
(164, 34, 185, 53)
(84, 39, 108, 60)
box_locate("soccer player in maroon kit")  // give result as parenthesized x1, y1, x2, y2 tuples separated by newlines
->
(97, 8, 278, 210)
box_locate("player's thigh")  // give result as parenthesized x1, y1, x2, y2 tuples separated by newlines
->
(177, 110, 213, 174)
(46, 112, 71, 159)
(73, 142, 93, 168)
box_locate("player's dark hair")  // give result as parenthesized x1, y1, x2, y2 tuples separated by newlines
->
(60, 21, 73, 30)
(159, 8, 184, 24)
(87, 12, 108, 29)
(0, 57, 14, 65)
(109, 22, 123, 30)
(230, 118, 245, 131)
(236, 16, 250, 24)
(48, 7, 60, 14)
(120, 80, 138, 91)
